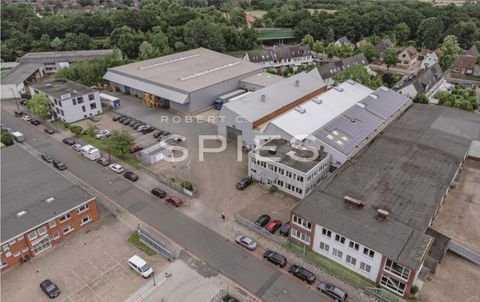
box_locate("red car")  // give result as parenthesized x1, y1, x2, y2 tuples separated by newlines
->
(166, 196, 183, 207)
(130, 144, 143, 153)
(265, 219, 282, 233)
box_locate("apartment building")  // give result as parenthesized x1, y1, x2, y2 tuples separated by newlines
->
(243, 45, 312, 69)
(30, 79, 102, 123)
(1, 145, 99, 272)
(290, 104, 480, 297)
(248, 139, 331, 198)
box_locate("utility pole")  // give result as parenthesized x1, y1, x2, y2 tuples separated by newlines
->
(10, 88, 20, 111)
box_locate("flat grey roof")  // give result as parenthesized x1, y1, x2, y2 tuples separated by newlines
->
(104, 48, 262, 93)
(240, 72, 284, 88)
(1, 63, 43, 85)
(1, 145, 94, 243)
(32, 79, 95, 100)
(253, 138, 328, 173)
(224, 72, 326, 123)
(294, 104, 480, 269)
(20, 49, 113, 62)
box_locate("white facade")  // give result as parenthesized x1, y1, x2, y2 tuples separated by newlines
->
(310, 221, 383, 281)
(1, 83, 24, 99)
(252, 56, 313, 68)
(421, 52, 438, 70)
(248, 146, 331, 199)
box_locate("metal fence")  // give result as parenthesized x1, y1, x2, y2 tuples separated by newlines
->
(206, 288, 226, 302)
(138, 164, 195, 197)
(234, 214, 287, 245)
(137, 224, 178, 262)
(365, 287, 407, 302)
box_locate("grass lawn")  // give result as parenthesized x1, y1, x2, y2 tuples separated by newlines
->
(82, 135, 141, 168)
(283, 241, 376, 289)
(128, 232, 157, 256)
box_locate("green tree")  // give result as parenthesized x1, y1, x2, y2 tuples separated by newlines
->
(70, 125, 84, 135)
(139, 41, 161, 60)
(325, 42, 337, 58)
(453, 21, 477, 49)
(394, 22, 410, 45)
(333, 65, 383, 89)
(383, 48, 398, 69)
(326, 27, 335, 44)
(312, 40, 324, 54)
(147, 27, 171, 55)
(302, 34, 314, 49)
(86, 123, 99, 137)
(106, 130, 134, 158)
(414, 94, 429, 104)
(230, 7, 246, 28)
(439, 35, 462, 71)
(183, 18, 225, 52)
(110, 26, 144, 58)
(359, 44, 380, 62)
(51, 37, 63, 50)
(416, 17, 444, 49)
(27, 93, 51, 120)
(1, 132, 14, 146)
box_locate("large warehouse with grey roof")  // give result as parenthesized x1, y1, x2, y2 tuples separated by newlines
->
(103, 47, 263, 114)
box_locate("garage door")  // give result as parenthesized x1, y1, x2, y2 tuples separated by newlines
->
(226, 126, 242, 142)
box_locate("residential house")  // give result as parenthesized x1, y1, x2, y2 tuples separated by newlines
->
(335, 36, 353, 47)
(30, 79, 102, 123)
(421, 51, 439, 70)
(451, 46, 478, 76)
(356, 39, 369, 48)
(243, 45, 313, 69)
(397, 47, 418, 67)
(398, 64, 444, 99)
(317, 54, 369, 81)
(1, 145, 100, 272)
(374, 39, 394, 55)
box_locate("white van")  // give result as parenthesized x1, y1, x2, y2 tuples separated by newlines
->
(80, 144, 101, 160)
(128, 255, 153, 278)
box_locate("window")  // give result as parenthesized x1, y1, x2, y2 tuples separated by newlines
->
(332, 248, 343, 259)
(21, 247, 29, 253)
(28, 230, 37, 241)
(291, 229, 310, 244)
(346, 255, 357, 266)
(80, 215, 92, 225)
(349, 240, 359, 251)
(90, 103, 97, 110)
(322, 228, 332, 238)
(2, 244, 9, 252)
(56, 108, 60, 114)
(16, 235, 24, 241)
(37, 226, 47, 236)
(77, 97, 84, 104)
(54, 99, 58, 105)
(360, 262, 371, 273)
(49, 220, 56, 228)
(76, 204, 89, 214)
(60, 109, 64, 116)
(52, 232, 60, 240)
(363, 247, 375, 258)
(59, 213, 71, 223)
(63, 225, 74, 235)
(8, 239, 16, 245)
(58, 100, 62, 107)
(72, 99, 77, 105)
(380, 275, 406, 295)
(82, 106, 86, 112)
(292, 215, 312, 230)
(384, 259, 410, 280)
(319, 241, 329, 252)
(88, 94, 95, 101)
(335, 234, 346, 244)
(13, 251, 21, 258)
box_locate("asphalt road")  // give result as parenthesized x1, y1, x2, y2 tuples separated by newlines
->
(2, 110, 328, 302)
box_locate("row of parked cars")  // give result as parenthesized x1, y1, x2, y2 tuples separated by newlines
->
(234, 235, 348, 301)
(255, 214, 290, 236)
(113, 115, 155, 134)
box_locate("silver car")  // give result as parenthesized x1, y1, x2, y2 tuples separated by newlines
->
(235, 235, 257, 251)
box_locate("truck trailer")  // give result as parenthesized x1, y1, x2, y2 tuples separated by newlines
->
(213, 89, 247, 110)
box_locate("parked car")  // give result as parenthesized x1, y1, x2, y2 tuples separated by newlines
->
(263, 250, 288, 267)
(158, 132, 171, 140)
(41, 154, 54, 163)
(128, 255, 154, 278)
(96, 157, 110, 166)
(124, 171, 139, 182)
(288, 265, 316, 284)
(226, 298, 240, 302)
(130, 144, 143, 153)
(132, 121, 142, 128)
(166, 196, 183, 207)
(134, 123, 146, 130)
(95, 129, 110, 139)
(318, 282, 348, 302)
(279, 222, 290, 237)
(44, 127, 55, 134)
(236, 177, 252, 190)
(137, 124, 150, 132)
(255, 214, 271, 227)
(153, 131, 164, 138)
(40, 279, 60, 298)
(129, 119, 138, 126)
(235, 235, 257, 251)
(62, 138, 75, 145)
(53, 160, 67, 171)
(265, 219, 282, 233)
(14, 110, 24, 117)
(20, 99, 29, 106)
(72, 143, 82, 152)
(151, 187, 167, 198)
(22, 115, 32, 121)
(88, 116, 100, 122)
(122, 118, 132, 125)
(142, 127, 154, 134)
(30, 119, 40, 126)
(109, 163, 124, 173)
(118, 116, 128, 123)
(112, 115, 121, 121)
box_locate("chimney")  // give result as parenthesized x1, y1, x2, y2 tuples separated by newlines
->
(295, 79, 300, 87)
(376, 209, 390, 220)
(344, 196, 365, 208)
(260, 94, 266, 102)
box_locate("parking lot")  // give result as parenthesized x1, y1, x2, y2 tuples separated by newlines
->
(1, 212, 168, 302)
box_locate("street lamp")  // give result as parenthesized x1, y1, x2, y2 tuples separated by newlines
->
(152, 271, 156, 286)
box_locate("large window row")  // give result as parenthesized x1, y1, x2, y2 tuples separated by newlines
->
(380, 275, 406, 296)
(251, 158, 304, 182)
(291, 229, 310, 244)
(384, 259, 410, 280)
(292, 215, 312, 230)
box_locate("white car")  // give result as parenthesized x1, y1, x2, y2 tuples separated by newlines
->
(72, 144, 82, 152)
(22, 115, 32, 121)
(95, 129, 111, 139)
(235, 235, 257, 251)
(109, 163, 124, 174)
(128, 255, 153, 278)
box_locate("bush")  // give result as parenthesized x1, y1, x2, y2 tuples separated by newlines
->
(269, 185, 278, 193)
(411, 285, 419, 295)
(414, 93, 429, 104)
(70, 125, 84, 135)
(181, 181, 194, 191)
(63, 122, 70, 129)
(1, 133, 14, 146)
